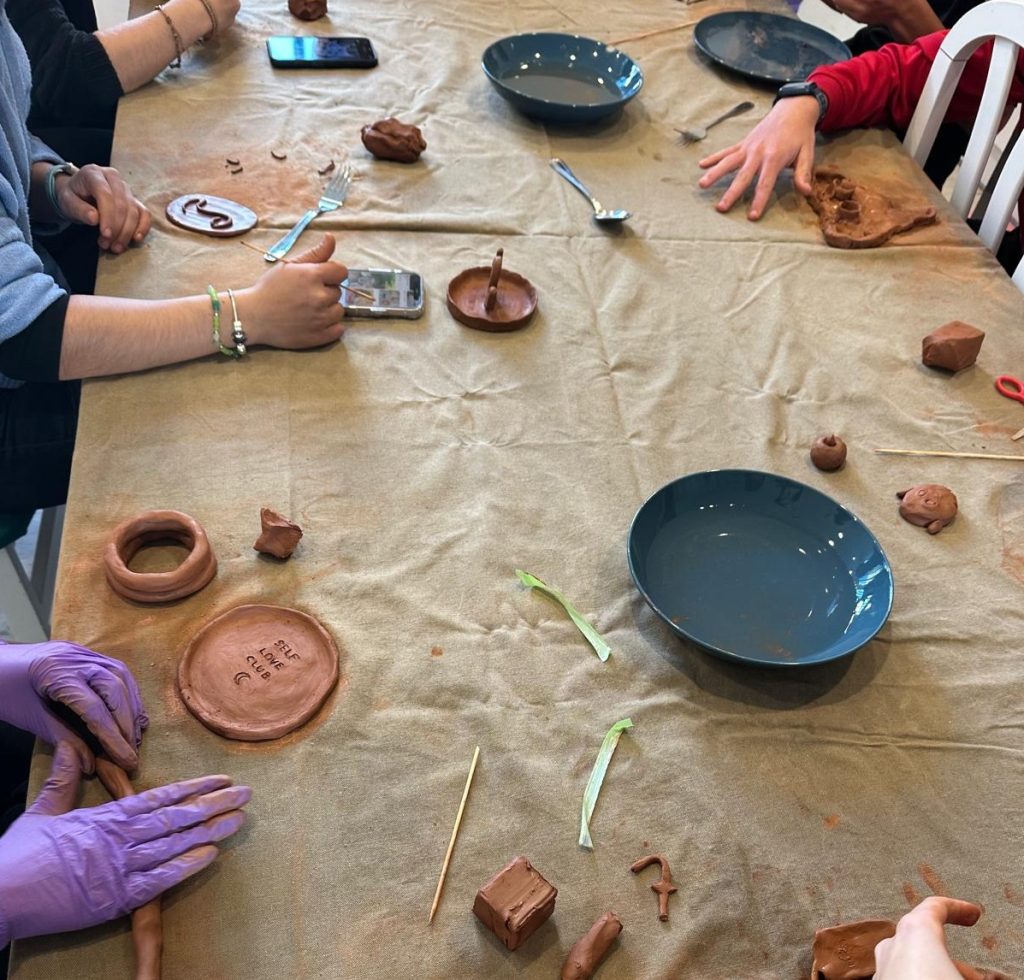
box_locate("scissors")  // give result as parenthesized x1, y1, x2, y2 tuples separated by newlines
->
(994, 375, 1024, 440)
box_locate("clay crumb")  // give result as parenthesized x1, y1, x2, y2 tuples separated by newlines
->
(226, 157, 240, 166)
(902, 882, 921, 906)
(271, 149, 288, 161)
(430, 646, 443, 658)
(230, 166, 243, 175)
(823, 814, 840, 830)
(318, 159, 336, 176)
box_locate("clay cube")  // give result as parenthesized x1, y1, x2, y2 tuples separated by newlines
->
(473, 855, 557, 950)
(922, 320, 985, 372)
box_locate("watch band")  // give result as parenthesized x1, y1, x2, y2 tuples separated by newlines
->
(45, 162, 79, 220)
(773, 81, 829, 122)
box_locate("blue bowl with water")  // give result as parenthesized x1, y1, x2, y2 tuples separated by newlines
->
(482, 33, 643, 124)
(628, 470, 893, 667)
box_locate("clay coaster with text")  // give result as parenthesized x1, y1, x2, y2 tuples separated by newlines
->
(178, 604, 339, 741)
(166, 194, 257, 238)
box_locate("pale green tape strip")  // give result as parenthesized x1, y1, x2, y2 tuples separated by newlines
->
(579, 717, 634, 849)
(515, 569, 611, 662)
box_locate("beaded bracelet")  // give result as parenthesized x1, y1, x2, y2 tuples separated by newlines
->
(207, 286, 243, 358)
(196, 0, 218, 39)
(226, 288, 248, 356)
(155, 4, 184, 68)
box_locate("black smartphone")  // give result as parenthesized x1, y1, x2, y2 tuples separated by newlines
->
(266, 36, 378, 69)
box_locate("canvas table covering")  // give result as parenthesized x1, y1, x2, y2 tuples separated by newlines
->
(10, 0, 1024, 975)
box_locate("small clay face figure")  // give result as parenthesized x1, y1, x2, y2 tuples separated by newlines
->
(360, 118, 426, 163)
(810, 434, 847, 471)
(896, 484, 958, 534)
(288, 0, 326, 20)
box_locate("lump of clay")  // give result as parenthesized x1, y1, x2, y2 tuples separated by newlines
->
(810, 434, 847, 471)
(360, 118, 426, 163)
(808, 168, 937, 249)
(896, 484, 958, 534)
(288, 0, 326, 19)
(473, 855, 557, 951)
(253, 507, 303, 559)
(810, 919, 896, 979)
(561, 912, 622, 980)
(922, 321, 985, 372)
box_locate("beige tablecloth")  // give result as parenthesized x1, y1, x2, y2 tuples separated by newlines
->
(11, 0, 1024, 976)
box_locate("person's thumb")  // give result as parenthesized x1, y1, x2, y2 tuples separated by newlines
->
(292, 232, 335, 265)
(28, 741, 83, 816)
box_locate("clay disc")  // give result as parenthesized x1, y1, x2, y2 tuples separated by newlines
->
(447, 267, 538, 333)
(178, 604, 340, 741)
(166, 194, 257, 238)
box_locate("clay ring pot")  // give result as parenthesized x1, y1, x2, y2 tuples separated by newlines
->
(446, 266, 538, 333)
(104, 510, 217, 603)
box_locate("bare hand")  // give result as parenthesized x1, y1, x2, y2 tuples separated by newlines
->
(55, 164, 152, 254)
(239, 233, 347, 349)
(874, 897, 982, 980)
(698, 96, 820, 220)
(820, 0, 941, 40)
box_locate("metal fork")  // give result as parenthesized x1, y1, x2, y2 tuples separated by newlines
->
(675, 101, 754, 145)
(265, 162, 352, 261)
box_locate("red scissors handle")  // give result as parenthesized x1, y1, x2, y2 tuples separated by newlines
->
(995, 375, 1024, 404)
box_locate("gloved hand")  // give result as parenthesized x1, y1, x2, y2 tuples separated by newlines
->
(0, 640, 148, 771)
(0, 742, 251, 946)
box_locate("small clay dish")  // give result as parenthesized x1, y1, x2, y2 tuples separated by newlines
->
(447, 267, 538, 332)
(104, 510, 217, 603)
(178, 603, 340, 741)
(166, 194, 257, 238)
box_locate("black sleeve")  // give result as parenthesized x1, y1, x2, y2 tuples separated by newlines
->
(7, 0, 124, 130)
(0, 294, 70, 383)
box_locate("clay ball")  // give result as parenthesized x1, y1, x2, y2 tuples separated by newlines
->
(253, 507, 303, 560)
(360, 118, 426, 163)
(288, 0, 326, 20)
(896, 484, 958, 535)
(810, 434, 847, 471)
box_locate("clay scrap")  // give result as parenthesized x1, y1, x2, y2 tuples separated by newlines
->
(165, 194, 257, 238)
(104, 510, 217, 603)
(808, 168, 937, 249)
(810, 918, 895, 979)
(288, 0, 326, 19)
(897, 484, 958, 534)
(361, 118, 426, 163)
(473, 855, 557, 950)
(253, 507, 303, 559)
(630, 853, 677, 922)
(447, 248, 538, 333)
(811, 434, 847, 471)
(922, 321, 985, 372)
(561, 912, 622, 980)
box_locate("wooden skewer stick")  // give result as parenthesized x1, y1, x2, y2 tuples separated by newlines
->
(1012, 425, 1024, 441)
(874, 448, 1024, 462)
(428, 745, 481, 925)
(609, 20, 698, 46)
(237, 241, 376, 301)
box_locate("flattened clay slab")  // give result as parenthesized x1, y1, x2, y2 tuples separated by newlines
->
(808, 168, 936, 249)
(166, 194, 257, 238)
(810, 918, 895, 979)
(178, 604, 339, 741)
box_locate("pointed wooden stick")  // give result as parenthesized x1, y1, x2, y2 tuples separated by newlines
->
(238, 240, 376, 301)
(874, 448, 1024, 462)
(428, 745, 480, 924)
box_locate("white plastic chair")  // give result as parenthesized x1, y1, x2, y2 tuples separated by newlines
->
(904, 0, 1024, 290)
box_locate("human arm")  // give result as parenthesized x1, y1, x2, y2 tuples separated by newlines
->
(873, 896, 982, 980)
(825, 0, 942, 43)
(0, 742, 250, 947)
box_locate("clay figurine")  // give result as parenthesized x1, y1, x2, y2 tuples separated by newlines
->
(165, 195, 257, 238)
(104, 510, 217, 603)
(95, 759, 163, 980)
(473, 855, 557, 950)
(810, 918, 896, 979)
(361, 118, 426, 163)
(810, 434, 847, 471)
(288, 0, 326, 19)
(178, 603, 340, 741)
(630, 853, 677, 922)
(922, 321, 985, 372)
(896, 484, 958, 534)
(808, 168, 937, 249)
(253, 507, 303, 559)
(447, 248, 538, 333)
(561, 912, 622, 980)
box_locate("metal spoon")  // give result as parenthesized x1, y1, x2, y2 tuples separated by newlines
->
(550, 158, 631, 224)
(675, 100, 755, 144)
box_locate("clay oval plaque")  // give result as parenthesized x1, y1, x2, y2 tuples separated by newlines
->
(178, 604, 339, 741)
(166, 194, 257, 238)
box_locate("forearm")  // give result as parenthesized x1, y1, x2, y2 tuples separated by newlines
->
(886, 3, 942, 43)
(96, 0, 216, 93)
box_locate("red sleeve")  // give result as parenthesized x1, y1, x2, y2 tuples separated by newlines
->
(808, 30, 1024, 133)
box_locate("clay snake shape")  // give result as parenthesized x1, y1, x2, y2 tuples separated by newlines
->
(183, 197, 234, 230)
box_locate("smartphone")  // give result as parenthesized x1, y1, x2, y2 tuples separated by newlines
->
(341, 269, 424, 319)
(266, 36, 378, 69)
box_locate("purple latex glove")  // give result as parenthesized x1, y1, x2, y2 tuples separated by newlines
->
(0, 640, 148, 771)
(0, 742, 251, 946)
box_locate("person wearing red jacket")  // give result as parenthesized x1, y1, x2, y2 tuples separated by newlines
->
(697, 31, 1024, 240)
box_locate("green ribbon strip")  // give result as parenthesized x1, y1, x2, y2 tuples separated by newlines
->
(515, 569, 611, 662)
(579, 717, 634, 849)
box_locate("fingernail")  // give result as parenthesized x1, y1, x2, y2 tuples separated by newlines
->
(102, 227, 111, 237)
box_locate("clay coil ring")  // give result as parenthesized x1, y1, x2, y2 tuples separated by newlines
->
(104, 510, 217, 603)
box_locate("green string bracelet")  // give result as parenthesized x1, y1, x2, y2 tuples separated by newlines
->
(207, 286, 241, 359)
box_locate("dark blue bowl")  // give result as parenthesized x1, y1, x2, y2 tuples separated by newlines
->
(482, 33, 643, 124)
(628, 470, 893, 668)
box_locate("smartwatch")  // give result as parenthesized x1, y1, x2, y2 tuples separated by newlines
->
(773, 81, 829, 122)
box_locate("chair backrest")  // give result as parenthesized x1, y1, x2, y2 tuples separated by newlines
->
(903, 0, 1024, 287)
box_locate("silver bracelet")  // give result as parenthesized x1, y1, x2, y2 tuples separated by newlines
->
(45, 162, 79, 220)
(226, 288, 248, 356)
